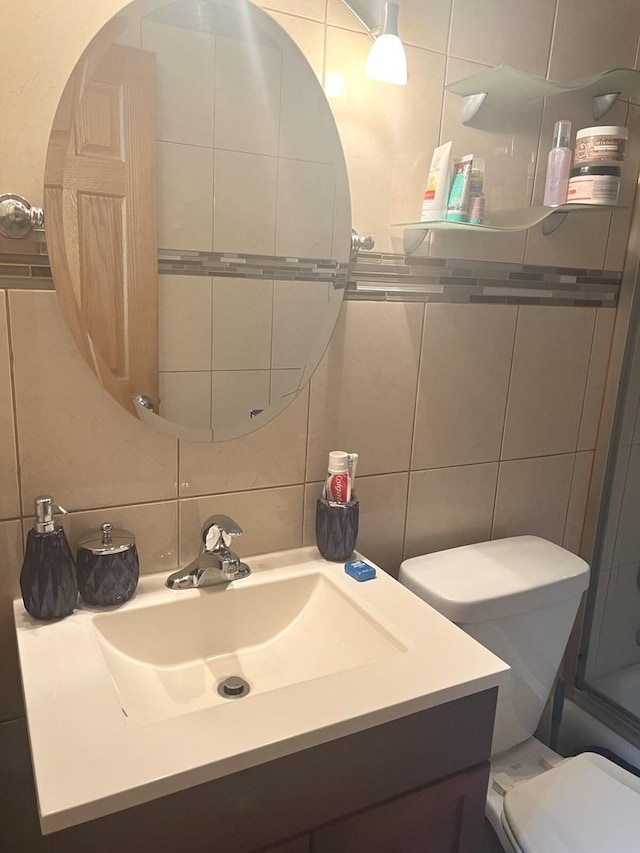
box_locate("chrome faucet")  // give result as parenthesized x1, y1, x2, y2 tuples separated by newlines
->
(165, 515, 251, 589)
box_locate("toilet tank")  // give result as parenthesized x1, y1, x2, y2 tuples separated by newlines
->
(399, 536, 590, 755)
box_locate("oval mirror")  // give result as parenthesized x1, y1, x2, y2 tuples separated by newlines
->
(45, 0, 351, 442)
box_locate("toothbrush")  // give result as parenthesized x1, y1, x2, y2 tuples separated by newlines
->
(348, 453, 358, 497)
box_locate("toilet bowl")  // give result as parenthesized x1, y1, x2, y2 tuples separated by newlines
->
(399, 536, 640, 853)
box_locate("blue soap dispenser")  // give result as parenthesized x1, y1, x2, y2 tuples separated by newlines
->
(20, 495, 78, 620)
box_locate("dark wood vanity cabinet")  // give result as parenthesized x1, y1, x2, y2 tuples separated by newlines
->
(252, 688, 495, 853)
(310, 763, 489, 853)
(2, 688, 496, 853)
(261, 762, 489, 853)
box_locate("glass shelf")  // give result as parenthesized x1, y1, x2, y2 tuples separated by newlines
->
(393, 204, 626, 254)
(446, 65, 640, 123)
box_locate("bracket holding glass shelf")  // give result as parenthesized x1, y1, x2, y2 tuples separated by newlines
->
(447, 66, 640, 125)
(394, 203, 626, 254)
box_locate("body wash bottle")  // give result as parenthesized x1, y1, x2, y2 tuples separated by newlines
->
(20, 496, 77, 620)
(421, 141, 452, 222)
(543, 120, 572, 207)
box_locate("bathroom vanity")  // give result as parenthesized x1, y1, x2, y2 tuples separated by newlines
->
(44, 689, 496, 853)
(14, 547, 506, 852)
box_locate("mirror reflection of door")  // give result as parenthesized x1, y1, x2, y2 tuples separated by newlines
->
(47, 43, 158, 416)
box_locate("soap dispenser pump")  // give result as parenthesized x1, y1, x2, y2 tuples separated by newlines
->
(20, 496, 78, 620)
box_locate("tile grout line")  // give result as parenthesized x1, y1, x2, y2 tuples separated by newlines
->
(522, 52, 551, 261)
(209, 277, 215, 428)
(176, 439, 181, 568)
(402, 302, 428, 561)
(322, 0, 328, 84)
(5, 291, 25, 541)
(574, 309, 600, 454)
(24, 495, 182, 518)
(562, 452, 579, 548)
(545, 0, 561, 81)
(490, 305, 520, 537)
(302, 380, 313, 547)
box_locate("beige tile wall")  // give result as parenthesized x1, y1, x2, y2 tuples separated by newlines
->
(0, 0, 633, 739)
(0, 290, 615, 724)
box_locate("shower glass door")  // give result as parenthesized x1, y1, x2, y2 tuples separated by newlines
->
(579, 233, 640, 732)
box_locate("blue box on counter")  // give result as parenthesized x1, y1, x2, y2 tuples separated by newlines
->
(344, 559, 376, 582)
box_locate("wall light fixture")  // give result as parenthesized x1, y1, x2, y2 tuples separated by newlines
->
(342, 1, 408, 86)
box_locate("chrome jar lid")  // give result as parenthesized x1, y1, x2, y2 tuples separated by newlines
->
(78, 522, 136, 555)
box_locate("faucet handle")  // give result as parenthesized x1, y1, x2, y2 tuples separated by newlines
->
(202, 514, 244, 552)
(206, 515, 243, 537)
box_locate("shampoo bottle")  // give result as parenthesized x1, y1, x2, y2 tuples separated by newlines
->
(420, 141, 452, 222)
(20, 496, 77, 620)
(543, 120, 572, 207)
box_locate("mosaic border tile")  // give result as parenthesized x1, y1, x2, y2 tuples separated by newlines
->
(0, 232, 53, 290)
(0, 238, 348, 290)
(346, 252, 622, 307)
(157, 248, 349, 286)
(0, 236, 622, 307)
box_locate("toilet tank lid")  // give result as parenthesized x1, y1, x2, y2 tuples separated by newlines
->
(398, 536, 590, 623)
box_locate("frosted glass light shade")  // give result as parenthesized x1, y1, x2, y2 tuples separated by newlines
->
(365, 33, 407, 85)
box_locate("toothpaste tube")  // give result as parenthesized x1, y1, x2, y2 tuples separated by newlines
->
(324, 450, 351, 503)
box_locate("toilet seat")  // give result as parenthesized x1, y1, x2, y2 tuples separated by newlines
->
(501, 752, 640, 852)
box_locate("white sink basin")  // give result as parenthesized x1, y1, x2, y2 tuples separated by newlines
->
(94, 572, 405, 725)
(14, 546, 508, 833)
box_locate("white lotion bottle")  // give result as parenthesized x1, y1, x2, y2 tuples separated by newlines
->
(543, 120, 572, 206)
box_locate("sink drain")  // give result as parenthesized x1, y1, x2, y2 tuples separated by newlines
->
(217, 675, 250, 699)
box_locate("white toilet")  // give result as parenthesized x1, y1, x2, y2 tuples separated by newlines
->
(399, 535, 640, 853)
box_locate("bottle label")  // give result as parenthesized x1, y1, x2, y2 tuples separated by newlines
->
(575, 135, 626, 164)
(326, 472, 350, 503)
(423, 182, 436, 201)
(567, 175, 620, 203)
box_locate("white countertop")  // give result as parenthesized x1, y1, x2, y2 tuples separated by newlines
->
(14, 546, 508, 833)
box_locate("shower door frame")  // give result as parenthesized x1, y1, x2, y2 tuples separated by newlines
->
(573, 174, 640, 747)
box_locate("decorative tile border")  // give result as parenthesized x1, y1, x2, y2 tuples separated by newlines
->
(0, 238, 348, 290)
(0, 237, 621, 307)
(157, 248, 349, 286)
(346, 253, 622, 307)
(0, 232, 53, 289)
